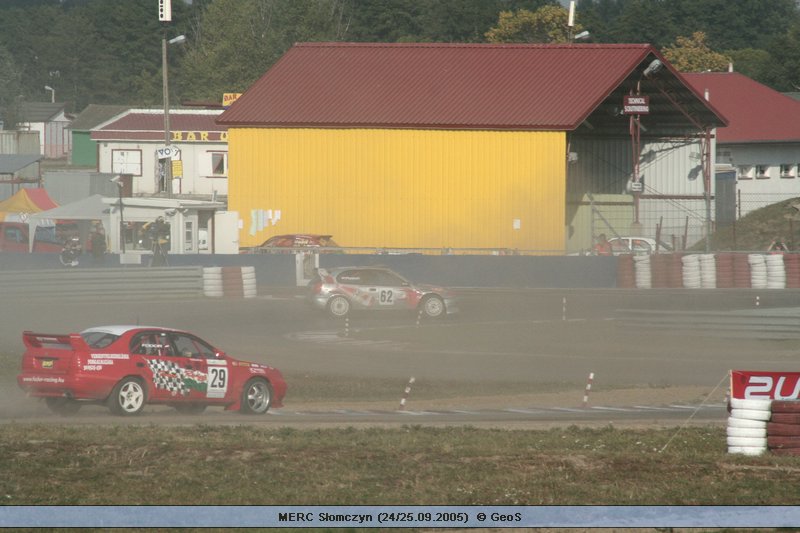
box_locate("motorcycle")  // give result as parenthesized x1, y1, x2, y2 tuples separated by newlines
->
(59, 237, 82, 267)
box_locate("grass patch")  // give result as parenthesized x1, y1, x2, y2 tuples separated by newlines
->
(1, 424, 798, 505)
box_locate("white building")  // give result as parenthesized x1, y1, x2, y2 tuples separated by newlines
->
(91, 109, 228, 199)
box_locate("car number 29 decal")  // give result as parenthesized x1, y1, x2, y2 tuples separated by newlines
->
(207, 363, 228, 398)
(379, 289, 394, 305)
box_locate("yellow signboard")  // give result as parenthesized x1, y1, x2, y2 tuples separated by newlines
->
(222, 93, 242, 108)
(171, 160, 183, 179)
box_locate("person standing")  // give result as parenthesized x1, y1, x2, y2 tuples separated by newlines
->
(594, 233, 613, 256)
(90, 223, 107, 263)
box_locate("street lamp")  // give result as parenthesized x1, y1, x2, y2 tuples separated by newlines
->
(44, 85, 54, 103)
(110, 176, 125, 253)
(162, 33, 186, 197)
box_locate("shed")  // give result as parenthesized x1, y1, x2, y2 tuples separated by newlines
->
(218, 42, 726, 253)
(0, 154, 44, 199)
(17, 102, 72, 159)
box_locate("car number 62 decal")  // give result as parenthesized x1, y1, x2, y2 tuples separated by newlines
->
(207, 365, 228, 398)
(379, 290, 394, 305)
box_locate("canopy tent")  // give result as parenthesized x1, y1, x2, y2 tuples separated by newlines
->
(0, 188, 58, 221)
(27, 194, 112, 251)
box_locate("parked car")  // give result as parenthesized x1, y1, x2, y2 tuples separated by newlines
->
(307, 266, 458, 318)
(17, 326, 287, 416)
(608, 236, 672, 255)
(245, 234, 341, 253)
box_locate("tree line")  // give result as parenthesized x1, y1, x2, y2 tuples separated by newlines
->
(0, 0, 798, 128)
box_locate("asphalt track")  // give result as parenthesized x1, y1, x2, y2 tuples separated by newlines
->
(2, 287, 799, 427)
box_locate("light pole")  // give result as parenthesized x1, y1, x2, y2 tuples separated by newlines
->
(162, 33, 186, 197)
(110, 176, 125, 253)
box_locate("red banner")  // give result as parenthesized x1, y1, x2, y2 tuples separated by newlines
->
(731, 370, 800, 400)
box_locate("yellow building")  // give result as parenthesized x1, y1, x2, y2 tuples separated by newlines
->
(217, 43, 724, 253)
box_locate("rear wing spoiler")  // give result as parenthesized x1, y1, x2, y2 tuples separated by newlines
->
(22, 331, 90, 352)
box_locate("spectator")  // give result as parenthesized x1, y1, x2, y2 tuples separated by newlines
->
(90, 223, 106, 262)
(767, 236, 789, 252)
(594, 233, 613, 256)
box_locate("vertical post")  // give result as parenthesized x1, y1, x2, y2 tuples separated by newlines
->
(162, 30, 172, 197)
(118, 187, 125, 254)
(582, 372, 594, 408)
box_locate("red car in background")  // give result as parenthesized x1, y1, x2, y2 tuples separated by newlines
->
(243, 234, 341, 253)
(17, 326, 286, 416)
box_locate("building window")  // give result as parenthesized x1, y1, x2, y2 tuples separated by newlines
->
(781, 164, 796, 178)
(738, 165, 754, 180)
(111, 149, 142, 176)
(756, 165, 770, 179)
(202, 151, 227, 177)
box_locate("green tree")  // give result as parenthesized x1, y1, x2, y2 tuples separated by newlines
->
(662, 32, 730, 72)
(485, 5, 580, 44)
(0, 44, 22, 128)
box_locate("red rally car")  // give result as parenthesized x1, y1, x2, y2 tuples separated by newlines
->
(17, 326, 287, 416)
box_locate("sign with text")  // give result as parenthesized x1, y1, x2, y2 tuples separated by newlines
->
(623, 95, 649, 114)
(731, 370, 800, 400)
(222, 93, 242, 108)
(156, 147, 181, 160)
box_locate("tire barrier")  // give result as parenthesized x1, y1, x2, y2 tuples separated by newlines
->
(616, 254, 635, 288)
(0, 267, 204, 300)
(633, 255, 651, 288)
(616, 252, 800, 291)
(203, 266, 257, 299)
(727, 398, 770, 456)
(727, 399, 800, 456)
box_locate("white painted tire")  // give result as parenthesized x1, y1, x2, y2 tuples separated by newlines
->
(730, 408, 771, 421)
(727, 436, 768, 447)
(726, 426, 767, 438)
(729, 398, 772, 411)
(727, 417, 767, 429)
(728, 446, 766, 456)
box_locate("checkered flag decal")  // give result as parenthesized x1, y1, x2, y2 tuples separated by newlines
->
(146, 359, 189, 396)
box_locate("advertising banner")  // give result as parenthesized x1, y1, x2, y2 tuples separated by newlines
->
(731, 370, 800, 400)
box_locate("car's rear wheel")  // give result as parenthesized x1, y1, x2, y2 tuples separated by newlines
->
(420, 295, 445, 318)
(327, 295, 350, 317)
(173, 403, 207, 415)
(45, 397, 82, 416)
(240, 378, 273, 415)
(107, 377, 146, 416)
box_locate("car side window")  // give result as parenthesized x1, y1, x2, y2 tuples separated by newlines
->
(337, 270, 363, 285)
(172, 334, 216, 358)
(373, 271, 404, 286)
(130, 332, 174, 356)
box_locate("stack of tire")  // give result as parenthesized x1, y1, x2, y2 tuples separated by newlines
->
(733, 253, 751, 288)
(203, 266, 257, 298)
(727, 398, 770, 456)
(715, 252, 735, 288)
(681, 254, 701, 288)
(748, 254, 768, 289)
(616, 254, 635, 288)
(699, 253, 717, 288)
(765, 254, 787, 289)
(650, 254, 669, 288)
(633, 254, 652, 288)
(667, 253, 684, 288)
(767, 401, 800, 456)
(785, 254, 800, 288)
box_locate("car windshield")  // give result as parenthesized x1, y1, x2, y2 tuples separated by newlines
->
(81, 331, 120, 349)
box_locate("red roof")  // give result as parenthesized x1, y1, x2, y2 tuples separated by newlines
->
(683, 72, 800, 143)
(91, 110, 227, 142)
(219, 42, 702, 131)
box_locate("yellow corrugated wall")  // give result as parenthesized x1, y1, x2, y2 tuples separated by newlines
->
(229, 128, 566, 251)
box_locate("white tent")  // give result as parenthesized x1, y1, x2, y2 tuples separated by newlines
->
(27, 194, 113, 251)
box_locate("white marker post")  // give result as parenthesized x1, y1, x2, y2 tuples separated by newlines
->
(582, 372, 594, 408)
(399, 377, 416, 410)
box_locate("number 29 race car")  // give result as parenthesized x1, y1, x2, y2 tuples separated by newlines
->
(17, 326, 287, 416)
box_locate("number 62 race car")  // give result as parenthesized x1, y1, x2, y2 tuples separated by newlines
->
(17, 326, 287, 416)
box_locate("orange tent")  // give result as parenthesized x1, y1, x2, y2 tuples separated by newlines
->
(0, 188, 58, 221)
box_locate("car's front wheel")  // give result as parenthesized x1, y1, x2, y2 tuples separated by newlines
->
(420, 295, 445, 318)
(45, 397, 82, 416)
(240, 378, 273, 415)
(327, 295, 350, 317)
(107, 377, 146, 416)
